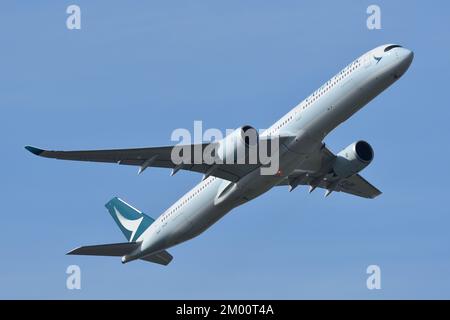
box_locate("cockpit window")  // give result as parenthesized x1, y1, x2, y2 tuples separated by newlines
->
(384, 45, 402, 52)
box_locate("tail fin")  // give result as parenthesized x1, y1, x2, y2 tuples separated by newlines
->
(105, 197, 155, 242)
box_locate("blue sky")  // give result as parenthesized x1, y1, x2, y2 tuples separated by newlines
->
(1, 1, 449, 299)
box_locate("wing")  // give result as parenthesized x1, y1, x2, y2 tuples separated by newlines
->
(336, 174, 382, 199)
(25, 144, 260, 183)
(276, 146, 381, 199)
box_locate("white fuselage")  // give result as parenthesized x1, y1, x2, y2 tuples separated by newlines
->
(126, 45, 413, 262)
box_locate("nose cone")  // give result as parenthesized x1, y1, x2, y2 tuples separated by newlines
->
(399, 48, 414, 66)
(394, 47, 414, 78)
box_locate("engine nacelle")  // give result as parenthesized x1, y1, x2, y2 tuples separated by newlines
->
(332, 140, 374, 178)
(217, 125, 259, 164)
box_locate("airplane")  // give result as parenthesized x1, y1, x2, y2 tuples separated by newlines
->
(25, 44, 413, 266)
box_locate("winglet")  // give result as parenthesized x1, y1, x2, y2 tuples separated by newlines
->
(25, 146, 45, 156)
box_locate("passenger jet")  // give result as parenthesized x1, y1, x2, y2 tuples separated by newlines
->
(26, 44, 413, 265)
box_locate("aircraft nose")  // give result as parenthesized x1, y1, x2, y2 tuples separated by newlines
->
(393, 47, 414, 78)
(400, 48, 414, 65)
(397, 48, 413, 64)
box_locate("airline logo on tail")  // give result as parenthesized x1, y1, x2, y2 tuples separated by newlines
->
(105, 197, 155, 242)
(113, 207, 143, 242)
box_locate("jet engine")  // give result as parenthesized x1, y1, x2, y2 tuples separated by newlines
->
(216, 125, 259, 164)
(332, 140, 374, 178)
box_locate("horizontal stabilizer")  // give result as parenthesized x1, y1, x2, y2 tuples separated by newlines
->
(67, 242, 173, 266)
(67, 242, 140, 256)
(140, 250, 173, 266)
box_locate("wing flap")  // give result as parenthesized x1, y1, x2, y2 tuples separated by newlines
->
(276, 173, 381, 198)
